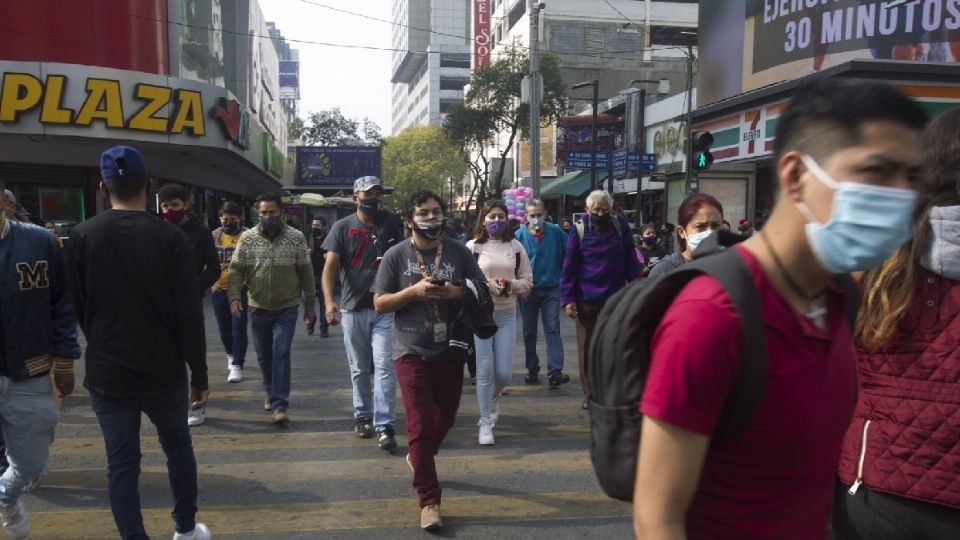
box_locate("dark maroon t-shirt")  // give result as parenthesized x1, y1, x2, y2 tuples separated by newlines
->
(640, 246, 857, 539)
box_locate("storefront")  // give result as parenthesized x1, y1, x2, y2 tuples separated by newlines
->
(0, 60, 283, 226)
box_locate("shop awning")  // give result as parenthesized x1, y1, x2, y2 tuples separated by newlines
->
(540, 170, 607, 198)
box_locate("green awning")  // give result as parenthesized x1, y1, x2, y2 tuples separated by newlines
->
(540, 170, 607, 198)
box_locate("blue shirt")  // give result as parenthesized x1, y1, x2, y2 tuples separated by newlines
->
(515, 222, 567, 289)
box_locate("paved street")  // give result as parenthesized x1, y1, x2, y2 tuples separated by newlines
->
(24, 304, 633, 539)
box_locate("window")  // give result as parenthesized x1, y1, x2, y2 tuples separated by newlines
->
(439, 78, 468, 91)
(440, 54, 471, 68)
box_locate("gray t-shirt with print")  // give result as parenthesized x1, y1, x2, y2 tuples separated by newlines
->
(322, 211, 402, 310)
(372, 237, 485, 361)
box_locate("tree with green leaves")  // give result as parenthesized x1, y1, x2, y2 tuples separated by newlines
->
(298, 107, 382, 147)
(381, 125, 467, 212)
(444, 47, 566, 206)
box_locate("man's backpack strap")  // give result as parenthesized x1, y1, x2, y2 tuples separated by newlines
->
(687, 249, 768, 443)
(833, 273, 861, 330)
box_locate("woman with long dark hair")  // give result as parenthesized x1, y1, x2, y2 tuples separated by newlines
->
(833, 107, 960, 537)
(465, 200, 532, 445)
(648, 193, 724, 278)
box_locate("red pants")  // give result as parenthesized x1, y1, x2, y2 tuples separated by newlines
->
(395, 353, 465, 507)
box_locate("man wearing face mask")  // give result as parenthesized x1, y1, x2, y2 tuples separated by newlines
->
(210, 201, 248, 388)
(322, 176, 404, 449)
(158, 183, 221, 298)
(515, 198, 570, 386)
(632, 80, 926, 539)
(561, 190, 642, 408)
(227, 192, 316, 426)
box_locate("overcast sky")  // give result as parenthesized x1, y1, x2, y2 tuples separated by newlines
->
(260, 0, 394, 133)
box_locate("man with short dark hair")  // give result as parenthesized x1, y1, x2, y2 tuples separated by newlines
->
(210, 201, 248, 384)
(322, 176, 404, 449)
(373, 189, 486, 531)
(228, 192, 316, 426)
(633, 79, 927, 539)
(158, 183, 221, 296)
(67, 145, 211, 540)
(0, 182, 80, 540)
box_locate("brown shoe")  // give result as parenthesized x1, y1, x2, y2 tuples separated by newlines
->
(420, 504, 442, 531)
(272, 409, 289, 426)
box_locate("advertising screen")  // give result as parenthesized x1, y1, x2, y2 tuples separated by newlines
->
(296, 147, 382, 186)
(699, 0, 960, 106)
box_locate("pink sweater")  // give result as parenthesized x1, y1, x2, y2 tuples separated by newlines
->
(465, 238, 533, 310)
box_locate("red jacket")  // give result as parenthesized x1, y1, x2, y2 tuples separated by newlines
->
(837, 268, 960, 509)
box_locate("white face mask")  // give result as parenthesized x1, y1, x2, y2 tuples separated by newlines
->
(797, 154, 917, 273)
(685, 229, 713, 253)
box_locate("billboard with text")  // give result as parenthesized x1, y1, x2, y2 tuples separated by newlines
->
(700, 0, 960, 106)
(296, 146, 382, 186)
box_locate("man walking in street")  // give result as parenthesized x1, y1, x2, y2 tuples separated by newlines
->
(632, 80, 926, 538)
(0, 182, 80, 540)
(515, 198, 570, 387)
(157, 183, 220, 428)
(228, 192, 316, 426)
(210, 201, 248, 383)
(309, 217, 330, 338)
(373, 189, 486, 530)
(66, 145, 211, 540)
(322, 176, 404, 450)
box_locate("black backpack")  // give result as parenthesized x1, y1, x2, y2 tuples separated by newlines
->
(587, 232, 859, 502)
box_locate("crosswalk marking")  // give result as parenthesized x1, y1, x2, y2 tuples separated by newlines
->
(31, 491, 631, 538)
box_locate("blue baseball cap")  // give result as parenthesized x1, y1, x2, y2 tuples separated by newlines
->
(100, 145, 147, 179)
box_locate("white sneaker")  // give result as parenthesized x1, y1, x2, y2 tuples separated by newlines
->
(173, 522, 211, 540)
(478, 420, 495, 446)
(0, 499, 29, 539)
(227, 365, 242, 383)
(226, 354, 234, 369)
(490, 395, 501, 426)
(187, 408, 205, 427)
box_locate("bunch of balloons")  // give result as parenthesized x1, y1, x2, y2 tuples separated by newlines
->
(502, 187, 535, 224)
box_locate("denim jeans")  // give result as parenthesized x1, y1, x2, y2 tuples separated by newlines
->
(249, 306, 298, 412)
(340, 308, 396, 430)
(395, 354, 464, 507)
(474, 307, 517, 422)
(518, 286, 565, 375)
(89, 383, 198, 539)
(0, 375, 58, 505)
(210, 289, 248, 368)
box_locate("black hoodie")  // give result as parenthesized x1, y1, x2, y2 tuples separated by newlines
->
(180, 214, 221, 296)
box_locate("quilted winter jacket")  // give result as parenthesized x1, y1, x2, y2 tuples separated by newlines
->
(837, 268, 960, 509)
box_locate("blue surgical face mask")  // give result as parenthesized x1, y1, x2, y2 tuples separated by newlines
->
(797, 154, 917, 274)
(686, 229, 712, 253)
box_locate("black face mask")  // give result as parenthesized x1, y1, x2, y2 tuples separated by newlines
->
(260, 215, 283, 237)
(312, 227, 325, 235)
(412, 218, 444, 240)
(359, 198, 380, 215)
(591, 214, 612, 227)
(222, 222, 241, 235)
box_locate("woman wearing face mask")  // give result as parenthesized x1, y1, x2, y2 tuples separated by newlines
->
(648, 193, 725, 279)
(637, 225, 666, 278)
(465, 201, 533, 445)
(561, 190, 643, 409)
(833, 108, 960, 538)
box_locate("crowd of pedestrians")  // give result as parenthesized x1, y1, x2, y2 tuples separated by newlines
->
(0, 78, 957, 539)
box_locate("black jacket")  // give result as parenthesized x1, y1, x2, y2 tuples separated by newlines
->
(181, 214, 220, 295)
(67, 210, 208, 397)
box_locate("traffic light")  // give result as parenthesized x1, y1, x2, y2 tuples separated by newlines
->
(691, 131, 714, 171)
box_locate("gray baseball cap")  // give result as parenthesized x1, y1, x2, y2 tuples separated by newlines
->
(353, 176, 393, 194)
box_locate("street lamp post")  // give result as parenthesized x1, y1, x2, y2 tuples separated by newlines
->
(571, 80, 600, 190)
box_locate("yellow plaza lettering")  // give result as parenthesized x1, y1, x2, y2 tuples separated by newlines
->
(128, 84, 172, 132)
(0, 73, 206, 136)
(170, 89, 205, 136)
(39, 75, 72, 124)
(0, 73, 43, 122)
(75, 79, 124, 128)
